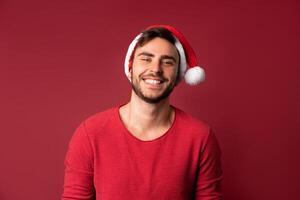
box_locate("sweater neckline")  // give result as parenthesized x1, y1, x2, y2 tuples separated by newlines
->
(115, 104, 177, 143)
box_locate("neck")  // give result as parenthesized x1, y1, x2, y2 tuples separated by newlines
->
(119, 91, 175, 136)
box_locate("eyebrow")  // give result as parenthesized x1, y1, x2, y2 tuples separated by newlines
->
(137, 51, 177, 62)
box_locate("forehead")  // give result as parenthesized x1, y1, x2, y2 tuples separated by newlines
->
(134, 37, 179, 59)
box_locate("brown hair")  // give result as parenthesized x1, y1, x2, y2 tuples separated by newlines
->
(136, 27, 176, 47)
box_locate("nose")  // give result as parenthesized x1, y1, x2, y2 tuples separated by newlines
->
(150, 60, 163, 74)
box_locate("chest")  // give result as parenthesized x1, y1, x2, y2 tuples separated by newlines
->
(93, 136, 200, 199)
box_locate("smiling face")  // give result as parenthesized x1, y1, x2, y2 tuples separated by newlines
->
(128, 37, 180, 104)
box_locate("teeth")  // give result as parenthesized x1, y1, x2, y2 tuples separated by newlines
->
(144, 79, 161, 85)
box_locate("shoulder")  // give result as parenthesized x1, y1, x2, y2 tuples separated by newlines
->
(173, 106, 212, 139)
(175, 106, 210, 131)
(79, 106, 119, 136)
(173, 106, 220, 151)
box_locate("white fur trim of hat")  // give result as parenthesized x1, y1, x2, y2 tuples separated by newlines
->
(124, 25, 205, 85)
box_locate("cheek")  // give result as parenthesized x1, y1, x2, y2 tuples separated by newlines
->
(166, 67, 179, 78)
(131, 64, 146, 77)
(130, 67, 141, 81)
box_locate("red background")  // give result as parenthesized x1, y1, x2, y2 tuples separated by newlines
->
(0, 0, 299, 199)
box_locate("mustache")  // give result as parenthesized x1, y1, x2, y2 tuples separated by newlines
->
(140, 73, 167, 81)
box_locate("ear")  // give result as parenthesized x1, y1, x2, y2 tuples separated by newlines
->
(127, 67, 132, 81)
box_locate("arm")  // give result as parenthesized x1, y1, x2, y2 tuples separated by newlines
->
(62, 122, 96, 200)
(195, 130, 223, 200)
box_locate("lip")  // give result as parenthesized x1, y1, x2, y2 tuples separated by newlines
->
(143, 78, 163, 82)
(142, 78, 164, 89)
(142, 75, 165, 82)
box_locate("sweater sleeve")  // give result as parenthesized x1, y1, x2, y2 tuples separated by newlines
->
(195, 129, 223, 200)
(61, 121, 96, 200)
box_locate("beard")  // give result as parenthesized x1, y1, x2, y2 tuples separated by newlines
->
(130, 72, 177, 104)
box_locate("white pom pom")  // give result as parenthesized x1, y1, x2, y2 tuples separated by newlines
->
(184, 66, 205, 85)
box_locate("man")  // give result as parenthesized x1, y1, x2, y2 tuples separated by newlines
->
(62, 25, 222, 200)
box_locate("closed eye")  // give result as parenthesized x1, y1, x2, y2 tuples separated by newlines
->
(162, 60, 175, 66)
(141, 57, 151, 62)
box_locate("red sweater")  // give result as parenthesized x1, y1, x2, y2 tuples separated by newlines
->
(62, 106, 222, 200)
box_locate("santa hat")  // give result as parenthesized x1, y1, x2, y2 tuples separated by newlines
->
(124, 24, 205, 85)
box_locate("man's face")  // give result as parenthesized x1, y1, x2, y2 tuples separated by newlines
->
(129, 37, 179, 104)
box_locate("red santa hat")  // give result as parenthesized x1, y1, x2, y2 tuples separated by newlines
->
(124, 24, 205, 85)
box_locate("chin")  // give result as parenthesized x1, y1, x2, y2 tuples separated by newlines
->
(140, 96, 168, 104)
(131, 77, 176, 104)
(138, 88, 174, 104)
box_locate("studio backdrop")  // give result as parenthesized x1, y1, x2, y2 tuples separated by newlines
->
(0, 0, 299, 199)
